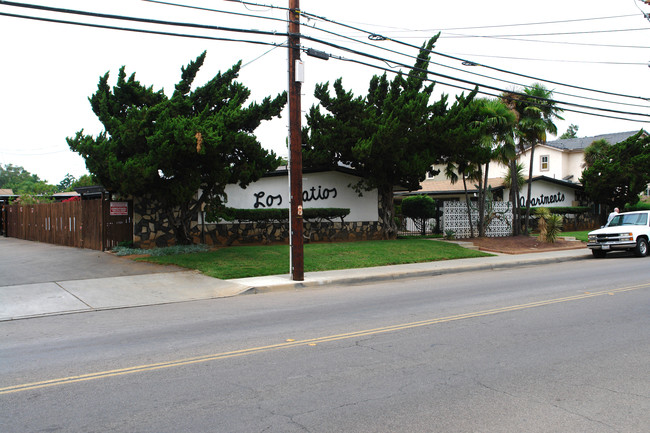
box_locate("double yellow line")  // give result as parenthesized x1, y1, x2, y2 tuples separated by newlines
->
(1, 284, 647, 395)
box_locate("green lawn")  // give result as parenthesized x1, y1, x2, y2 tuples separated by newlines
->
(560, 230, 590, 242)
(139, 239, 492, 279)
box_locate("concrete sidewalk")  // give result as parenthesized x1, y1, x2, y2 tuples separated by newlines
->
(0, 248, 591, 321)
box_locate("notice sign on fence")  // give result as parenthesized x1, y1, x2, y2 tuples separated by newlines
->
(110, 201, 129, 216)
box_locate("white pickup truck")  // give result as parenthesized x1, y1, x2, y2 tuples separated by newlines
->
(587, 210, 650, 258)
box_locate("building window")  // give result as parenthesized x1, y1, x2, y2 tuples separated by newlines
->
(540, 155, 549, 171)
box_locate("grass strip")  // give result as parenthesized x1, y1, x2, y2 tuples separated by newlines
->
(138, 239, 492, 280)
(559, 231, 590, 242)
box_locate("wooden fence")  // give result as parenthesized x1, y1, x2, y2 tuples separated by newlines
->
(4, 198, 133, 251)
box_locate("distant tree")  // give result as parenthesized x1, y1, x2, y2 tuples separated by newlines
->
(559, 124, 579, 139)
(401, 195, 436, 236)
(0, 163, 55, 194)
(57, 173, 98, 192)
(304, 35, 479, 238)
(70, 174, 97, 189)
(67, 52, 286, 244)
(580, 130, 650, 212)
(57, 173, 76, 192)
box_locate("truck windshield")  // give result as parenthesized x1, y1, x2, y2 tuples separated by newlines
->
(608, 213, 648, 227)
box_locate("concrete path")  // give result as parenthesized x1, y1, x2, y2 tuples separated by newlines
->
(0, 236, 592, 321)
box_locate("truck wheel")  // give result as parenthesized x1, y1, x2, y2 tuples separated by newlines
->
(592, 249, 607, 258)
(634, 238, 648, 257)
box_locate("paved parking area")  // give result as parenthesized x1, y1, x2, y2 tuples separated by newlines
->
(0, 237, 181, 287)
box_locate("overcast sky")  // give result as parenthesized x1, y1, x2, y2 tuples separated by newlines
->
(1, 0, 649, 184)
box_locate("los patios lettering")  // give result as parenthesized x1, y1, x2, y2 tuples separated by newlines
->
(254, 185, 338, 208)
(519, 191, 566, 207)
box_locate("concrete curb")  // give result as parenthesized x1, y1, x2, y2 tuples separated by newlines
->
(234, 250, 590, 294)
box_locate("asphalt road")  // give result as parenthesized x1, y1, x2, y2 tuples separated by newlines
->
(1, 257, 649, 432)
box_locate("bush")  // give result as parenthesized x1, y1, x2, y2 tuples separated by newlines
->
(625, 202, 650, 211)
(401, 195, 436, 236)
(211, 207, 350, 223)
(535, 207, 563, 242)
(519, 206, 590, 216)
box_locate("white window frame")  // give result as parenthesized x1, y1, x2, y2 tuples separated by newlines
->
(540, 155, 549, 171)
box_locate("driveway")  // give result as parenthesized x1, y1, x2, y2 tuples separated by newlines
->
(0, 236, 182, 287)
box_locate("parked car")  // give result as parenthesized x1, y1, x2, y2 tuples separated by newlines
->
(587, 210, 650, 258)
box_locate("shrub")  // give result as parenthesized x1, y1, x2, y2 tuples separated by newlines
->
(401, 195, 436, 236)
(535, 207, 563, 242)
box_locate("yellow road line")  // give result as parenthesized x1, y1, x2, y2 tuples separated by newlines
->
(1, 284, 647, 395)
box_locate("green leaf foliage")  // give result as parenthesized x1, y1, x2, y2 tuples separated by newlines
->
(0, 163, 56, 195)
(401, 195, 436, 220)
(303, 35, 480, 237)
(67, 52, 286, 244)
(580, 130, 650, 209)
(212, 207, 350, 222)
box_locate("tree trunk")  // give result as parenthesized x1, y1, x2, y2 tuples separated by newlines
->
(509, 159, 520, 236)
(378, 185, 397, 239)
(478, 163, 490, 237)
(524, 144, 535, 235)
(462, 173, 475, 238)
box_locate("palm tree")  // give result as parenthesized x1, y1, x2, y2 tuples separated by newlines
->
(474, 98, 516, 237)
(504, 83, 563, 234)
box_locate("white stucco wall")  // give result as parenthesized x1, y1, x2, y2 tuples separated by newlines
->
(218, 171, 378, 222)
(504, 180, 579, 207)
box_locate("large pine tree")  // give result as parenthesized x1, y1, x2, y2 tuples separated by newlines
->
(303, 36, 478, 238)
(68, 52, 286, 244)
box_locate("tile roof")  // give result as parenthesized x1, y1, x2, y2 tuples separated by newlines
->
(544, 130, 645, 151)
(405, 178, 506, 195)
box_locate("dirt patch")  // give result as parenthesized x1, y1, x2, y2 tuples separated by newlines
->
(469, 235, 586, 254)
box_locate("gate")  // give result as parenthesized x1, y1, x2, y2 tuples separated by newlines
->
(5, 197, 133, 251)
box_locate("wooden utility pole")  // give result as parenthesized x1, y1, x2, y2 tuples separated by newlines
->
(288, 0, 304, 281)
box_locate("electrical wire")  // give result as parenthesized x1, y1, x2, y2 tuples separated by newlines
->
(2, 2, 648, 120)
(242, 40, 287, 68)
(326, 51, 650, 124)
(296, 32, 650, 119)
(299, 9, 650, 102)
(339, 13, 640, 33)
(143, 0, 650, 109)
(0, 1, 286, 39)
(0, 11, 286, 48)
(142, 0, 287, 26)
(440, 27, 650, 39)
(446, 53, 648, 66)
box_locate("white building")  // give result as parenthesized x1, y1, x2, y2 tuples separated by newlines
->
(400, 131, 644, 208)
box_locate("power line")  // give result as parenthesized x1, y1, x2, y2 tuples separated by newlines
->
(446, 52, 648, 66)
(339, 13, 641, 33)
(2, 2, 648, 119)
(297, 33, 650, 120)
(445, 34, 650, 49)
(142, 0, 287, 25)
(441, 26, 650, 39)
(0, 10, 286, 47)
(299, 9, 650, 102)
(0, 1, 286, 39)
(327, 51, 650, 124)
(134, 0, 650, 109)
(298, 29, 650, 110)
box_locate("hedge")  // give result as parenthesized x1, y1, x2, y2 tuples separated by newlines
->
(215, 207, 350, 223)
(518, 206, 591, 216)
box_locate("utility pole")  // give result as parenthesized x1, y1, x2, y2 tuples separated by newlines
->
(288, 0, 304, 281)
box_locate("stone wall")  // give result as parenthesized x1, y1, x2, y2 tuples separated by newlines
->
(133, 197, 385, 248)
